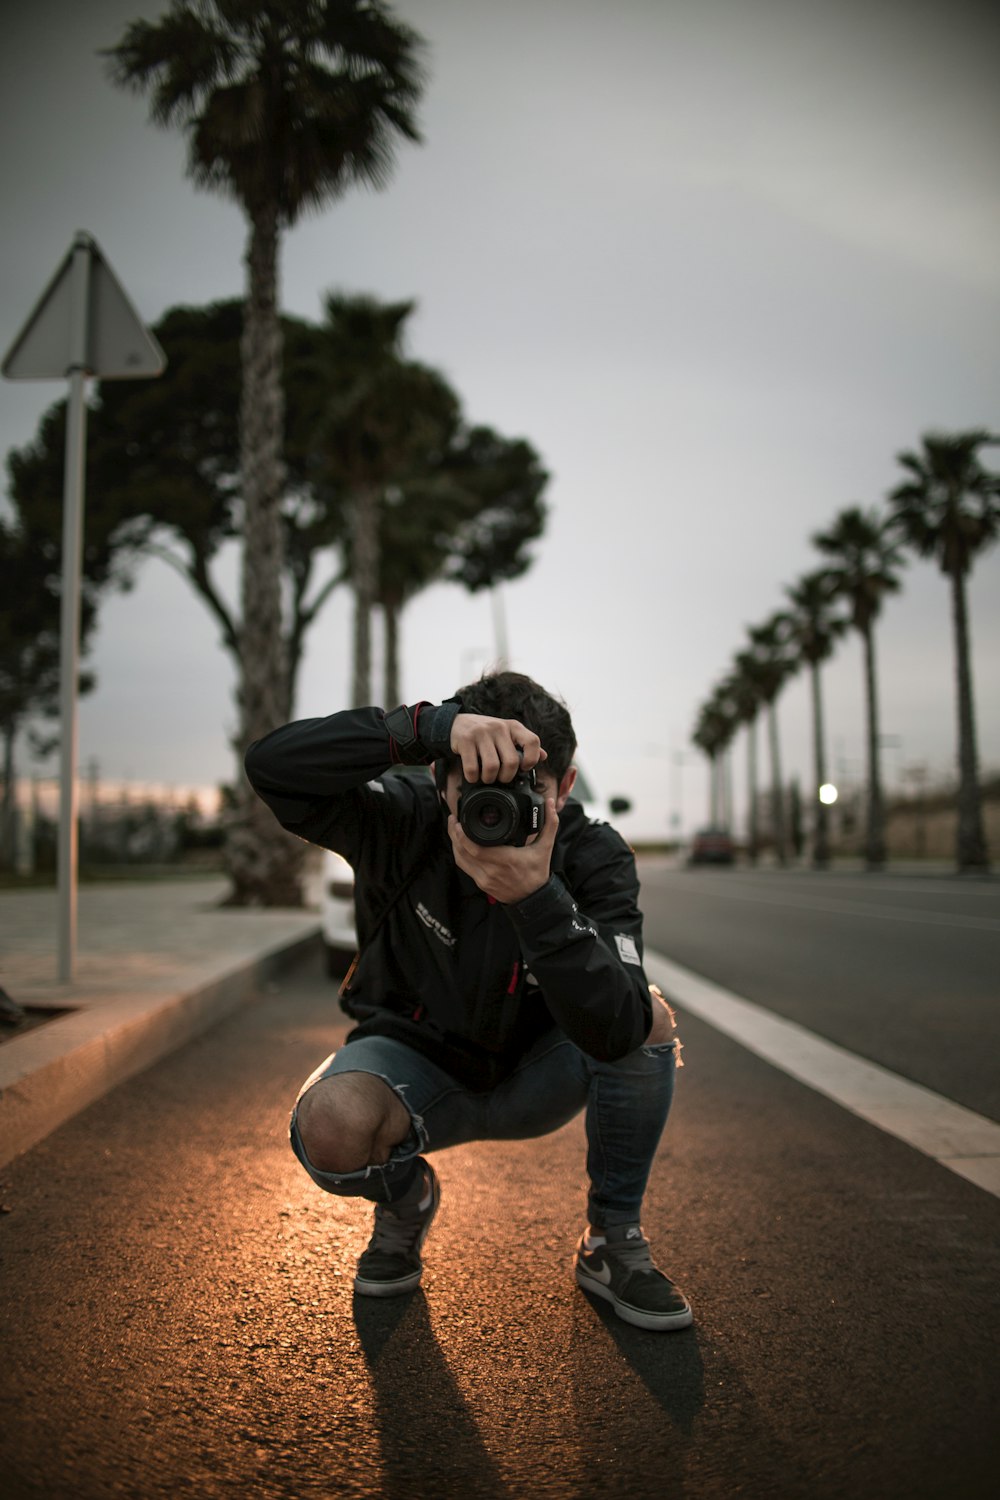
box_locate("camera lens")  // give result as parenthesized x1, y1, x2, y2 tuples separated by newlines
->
(461, 787, 517, 845)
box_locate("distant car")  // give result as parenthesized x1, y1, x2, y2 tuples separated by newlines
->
(687, 827, 736, 866)
(319, 763, 632, 978)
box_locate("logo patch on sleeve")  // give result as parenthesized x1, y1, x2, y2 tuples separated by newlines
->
(615, 933, 641, 966)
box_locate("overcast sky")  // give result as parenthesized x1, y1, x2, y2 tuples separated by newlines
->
(2, 0, 999, 841)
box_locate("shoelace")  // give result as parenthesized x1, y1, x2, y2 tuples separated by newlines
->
(604, 1234, 656, 1274)
(369, 1204, 427, 1257)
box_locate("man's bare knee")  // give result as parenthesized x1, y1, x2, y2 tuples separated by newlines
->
(296, 1072, 411, 1174)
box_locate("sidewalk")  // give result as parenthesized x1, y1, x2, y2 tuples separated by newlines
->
(0, 876, 320, 1169)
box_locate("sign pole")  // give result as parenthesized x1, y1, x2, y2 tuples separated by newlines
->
(56, 237, 92, 983)
(2, 231, 166, 984)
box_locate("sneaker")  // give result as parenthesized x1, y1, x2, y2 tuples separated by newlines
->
(354, 1162, 440, 1297)
(575, 1224, 693, 1331)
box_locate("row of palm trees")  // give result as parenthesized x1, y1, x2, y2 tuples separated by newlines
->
(692, 429, 999, 872)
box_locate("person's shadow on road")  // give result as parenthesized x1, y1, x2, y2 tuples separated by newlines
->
(571, 1293, 812, 1498)
(353, 1290, 508, 1497)
(574, 1287, 706, 1434)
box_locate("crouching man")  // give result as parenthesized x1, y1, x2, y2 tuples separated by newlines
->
(245, 670, 690, 1331)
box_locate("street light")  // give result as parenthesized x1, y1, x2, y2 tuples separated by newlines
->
(819, 783, 838, 806)
(645, 745, 694, 848)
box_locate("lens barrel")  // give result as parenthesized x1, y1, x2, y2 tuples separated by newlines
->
(457, 769, 544, 847)
(460, 786, 519, 845)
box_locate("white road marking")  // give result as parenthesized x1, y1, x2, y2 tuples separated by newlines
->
(645, 947, 1000, 1201)
(668, 879, 1000, 933)
(686, 870, 998, 901)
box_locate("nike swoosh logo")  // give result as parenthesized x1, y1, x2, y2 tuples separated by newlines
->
(583, 1259, 613, 1285)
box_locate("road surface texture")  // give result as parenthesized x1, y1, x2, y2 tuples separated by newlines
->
(2, 871, 999, 1498)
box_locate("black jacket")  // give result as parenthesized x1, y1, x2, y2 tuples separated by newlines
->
(245, 701, 653, 1089)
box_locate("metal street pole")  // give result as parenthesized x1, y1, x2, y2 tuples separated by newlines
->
(3, 230, 166, 983)
(57, 237, 92, 983)
(491, 585, 510, 669)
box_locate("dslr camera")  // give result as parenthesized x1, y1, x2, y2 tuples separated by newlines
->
(459, 767, 546, 847)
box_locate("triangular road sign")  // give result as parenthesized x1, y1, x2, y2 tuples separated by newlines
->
(2, 231, 165, 381)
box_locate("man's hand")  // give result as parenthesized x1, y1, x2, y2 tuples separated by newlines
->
(448, 797, 558, 905)
(647, 986, 678, 1044)
(450, 713, 546, 784)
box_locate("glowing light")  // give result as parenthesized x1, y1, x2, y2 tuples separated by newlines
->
(818, 783, 838, 805)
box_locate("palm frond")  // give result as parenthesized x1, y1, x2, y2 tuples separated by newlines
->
(102, 8, 239, 123)
(886, 429, 1000, 577)
(104, 0, 425, 224)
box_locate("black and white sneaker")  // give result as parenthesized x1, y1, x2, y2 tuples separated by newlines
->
(575, 1223, 693, 1331)
(354, 1162, 440, 1297)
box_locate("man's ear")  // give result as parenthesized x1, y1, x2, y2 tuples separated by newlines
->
(555, 766, 577, 811)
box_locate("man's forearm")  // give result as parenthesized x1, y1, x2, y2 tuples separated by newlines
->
(244, 699, 459, 834)
(505, 877, 651, 1060)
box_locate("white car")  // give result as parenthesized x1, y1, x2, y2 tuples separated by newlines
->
(321, 847, 358, 977)
(319, 767, 631, 978)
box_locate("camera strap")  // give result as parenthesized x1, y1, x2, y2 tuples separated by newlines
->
(383, 703, 430, 765)
(338, 825, 436, 1002)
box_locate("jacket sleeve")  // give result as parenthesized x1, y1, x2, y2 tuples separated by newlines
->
(504, 830, 652, 1061)
(243, 700, 460, 867)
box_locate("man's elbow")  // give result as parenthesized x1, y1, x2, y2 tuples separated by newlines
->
(243, 738, 267, 790)
(586, 1010, 649, 1063)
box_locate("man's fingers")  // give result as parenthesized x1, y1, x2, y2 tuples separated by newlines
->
(474, 739, 500, 783)
(526, 797, 558, 849)
(471, 724, 536, 783)
(450, 714, 547, 783)
(496, 736, 523, 783)
(508, 721, 545, 774)
(448, 813, 472, 861)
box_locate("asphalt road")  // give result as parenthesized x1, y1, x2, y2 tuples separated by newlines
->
(639, 862, 1000, 1121)
(2, 920, 999, 1498)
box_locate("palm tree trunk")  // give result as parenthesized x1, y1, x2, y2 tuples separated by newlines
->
(351, 485, 380, 707)
(810, 659, 830, 868)
(1, 722, 15, 870)
(768, 699, 786, 865)
(721, 746, 733, 833)
(225, 205, 303, 907)
(708, 752, 719, 826)
(746, 715, 759, 865)
(383, 598, 400, 706)
(950, 565, 990, 869)
(862, 623, 886, 869)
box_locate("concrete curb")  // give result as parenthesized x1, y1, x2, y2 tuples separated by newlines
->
(0, 927, 321, 1170)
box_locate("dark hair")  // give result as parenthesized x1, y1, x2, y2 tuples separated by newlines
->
(451, 670, 577, 782)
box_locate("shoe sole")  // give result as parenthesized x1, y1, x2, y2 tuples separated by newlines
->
(354, 1265, 425, 1297)
(575, 1265, 694, 1331)
(353, 1171, 441, 1299)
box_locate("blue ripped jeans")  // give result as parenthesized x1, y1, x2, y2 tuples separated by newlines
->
(289, 1026, 680, 1228)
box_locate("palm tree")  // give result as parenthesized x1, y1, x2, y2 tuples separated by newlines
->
(783, 571, 848, 868)
(692, 695, 737, 829)
(814, 507, 903, 869)
(105, 1, 425, 905)
(377, 503, 445, 705)
(375, 428, 548, 704)
(745, 614, 795, 865)
(888, 430, 1000, 870)
(709, 684, 739, 832)
(727, 654, 766, 864)
(308, 294, 458, 706)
